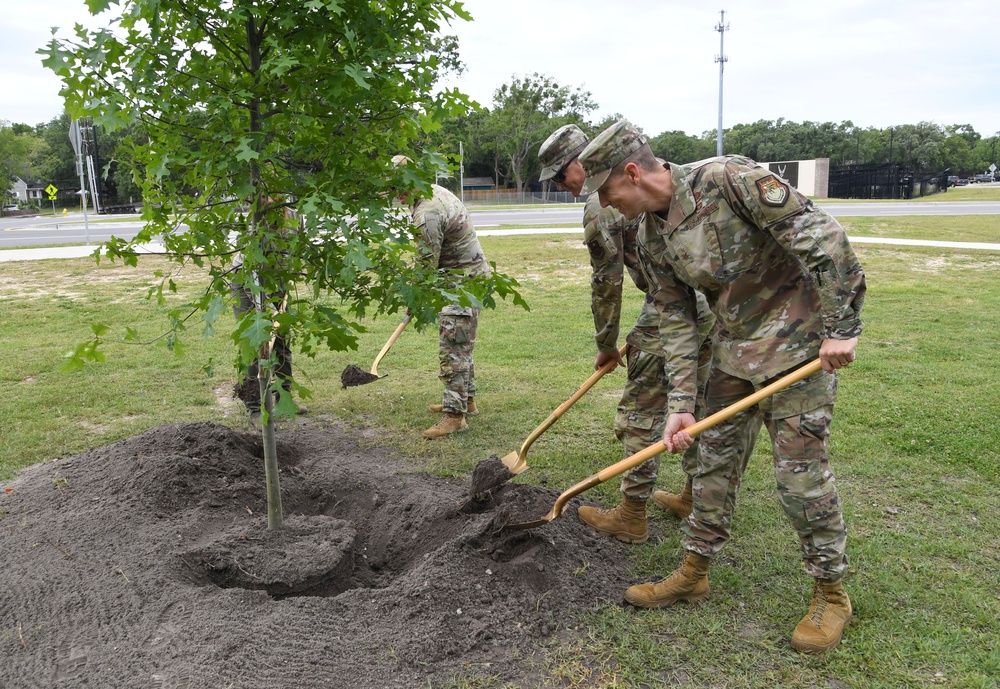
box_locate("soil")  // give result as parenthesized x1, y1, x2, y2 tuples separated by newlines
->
(0, 418, 636, 688)
(339, 365, 382, 388)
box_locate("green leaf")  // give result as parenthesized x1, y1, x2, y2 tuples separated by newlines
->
(343, 64, 371, 90)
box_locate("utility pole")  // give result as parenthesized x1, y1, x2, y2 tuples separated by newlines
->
(459, 141, 465, 205)
(68, 119, 92, 246)
(715, 10, 729, 156)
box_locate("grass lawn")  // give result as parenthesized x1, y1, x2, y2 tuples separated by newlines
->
(1, 217, 998, 688)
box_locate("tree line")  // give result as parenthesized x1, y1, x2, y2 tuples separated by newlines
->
(4, 73, 998, 207)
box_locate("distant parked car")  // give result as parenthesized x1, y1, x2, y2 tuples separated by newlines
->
(3, 204, 19, 211)
(948, 176, 968, 187)
(974, 174, 994, 183)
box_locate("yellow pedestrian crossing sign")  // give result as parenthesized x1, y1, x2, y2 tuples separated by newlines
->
(45, 184, 58, 196)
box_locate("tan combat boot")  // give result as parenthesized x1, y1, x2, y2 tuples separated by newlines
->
(791, 579, 852, 654)
(428, 398, 478, 416)
(624, 551, 711, 608)
(422, 412, 468, 439)
(577, 498, 648, 544)
(652, 478, 693, 519)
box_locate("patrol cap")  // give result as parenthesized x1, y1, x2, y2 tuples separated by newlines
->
(537, 124, 589, 181)
(578, 119, 647, 195)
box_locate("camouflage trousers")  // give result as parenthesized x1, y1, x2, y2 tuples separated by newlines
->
(615, 344, 672, 500)
(616, 316, 716, 500)
(437, 306, 479, 414)
(682, 365, 848, 582)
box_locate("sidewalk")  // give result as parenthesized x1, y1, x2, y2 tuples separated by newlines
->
(1, 234, 999, 263)
(0, 243, 165, 262)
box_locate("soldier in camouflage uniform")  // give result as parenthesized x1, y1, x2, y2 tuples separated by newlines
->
(537, 124, 718, 544)
(578, 120, 866, 654)
(396, 158, 491, 439)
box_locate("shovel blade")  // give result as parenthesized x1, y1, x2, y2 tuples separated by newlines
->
(500, 451, 529, 475)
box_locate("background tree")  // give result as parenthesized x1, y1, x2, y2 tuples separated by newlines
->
(1, 121, 39, 212)
(482, 73, 596, 191)
(42, 0, 525, 530)
(648, 129, 716, 165)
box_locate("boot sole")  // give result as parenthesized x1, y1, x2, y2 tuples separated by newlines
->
(428, 406, 478, 416)
(624, 590, 709, 608)
(791, 617, 851, 654)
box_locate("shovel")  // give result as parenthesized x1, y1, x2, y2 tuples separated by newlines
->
(500, 344, 629, 476)
(507, 358, 824, 531)
(341, 314, 411, 388)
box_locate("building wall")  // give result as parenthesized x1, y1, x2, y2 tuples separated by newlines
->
(755, 158, 830, 198)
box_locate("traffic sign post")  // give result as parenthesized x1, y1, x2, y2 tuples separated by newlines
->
(46, 185, 59, 216)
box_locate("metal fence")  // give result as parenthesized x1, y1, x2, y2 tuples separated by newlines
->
(459, 189, 584, 206)
(829, 164, 949, 200)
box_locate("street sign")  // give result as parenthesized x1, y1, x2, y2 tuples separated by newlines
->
(45, 184, 58, 196)
(48, 195, 58, 201)
(990, 163, 997, 174)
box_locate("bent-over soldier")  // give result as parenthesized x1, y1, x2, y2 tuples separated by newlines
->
(578, 120, 866, 654)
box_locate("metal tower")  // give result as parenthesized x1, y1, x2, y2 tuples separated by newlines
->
(715, 10, 729, 156)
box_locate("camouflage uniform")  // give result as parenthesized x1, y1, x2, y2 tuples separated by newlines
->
(411, 184, 490, 415)
(584, 195, 716, 500)
(637, 156, 865, 581)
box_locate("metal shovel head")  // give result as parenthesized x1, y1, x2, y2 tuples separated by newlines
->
(499, 450, 529, 475)
(340, 365, 384, 388)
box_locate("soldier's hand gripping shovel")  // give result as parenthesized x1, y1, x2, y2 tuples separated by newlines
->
(506, 358, 824, 531)
(500, 344, 628, 475)
(341, 314, 411, 388)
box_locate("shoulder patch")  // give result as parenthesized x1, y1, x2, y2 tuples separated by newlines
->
(755, 175, 789, 207)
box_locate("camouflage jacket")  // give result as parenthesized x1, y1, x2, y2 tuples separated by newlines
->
(586, 195, 716, 375)
(637, 156, 867, 415)
(411, 184, 490, 278)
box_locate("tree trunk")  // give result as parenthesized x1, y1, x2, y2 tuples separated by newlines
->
(258, 370, 283, 530)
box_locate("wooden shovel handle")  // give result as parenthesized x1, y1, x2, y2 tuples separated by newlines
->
(515, 358, 826, 529)
(518, 344, 628, 452)
(594, 358, 822, 484)
(370, 314, 411, 375)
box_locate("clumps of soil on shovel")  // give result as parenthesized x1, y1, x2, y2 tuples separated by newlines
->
(340, 363, 382, 388)
(0, 420, 635, 688)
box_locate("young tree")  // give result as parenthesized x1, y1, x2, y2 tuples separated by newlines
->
(41, 0, 524, 529)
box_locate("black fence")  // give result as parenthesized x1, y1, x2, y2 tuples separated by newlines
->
(98, 205, 138, 214)
(829, 164, 948, 200)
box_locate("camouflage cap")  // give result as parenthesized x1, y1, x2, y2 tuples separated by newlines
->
(578, 119, 647, 195)
(537, 124, 589, 181)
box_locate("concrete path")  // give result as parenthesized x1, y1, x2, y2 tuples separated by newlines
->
(1, 233, 998, 263)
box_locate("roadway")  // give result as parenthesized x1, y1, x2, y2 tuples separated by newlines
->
(3, 200, 1000, 249)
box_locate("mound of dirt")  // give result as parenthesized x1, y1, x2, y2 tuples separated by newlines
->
(0, 419, 636, 688)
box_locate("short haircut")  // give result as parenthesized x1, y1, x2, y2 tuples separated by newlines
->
(610, 143, 660, 178)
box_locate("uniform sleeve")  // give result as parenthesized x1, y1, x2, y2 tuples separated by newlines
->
(584, 200, 625, 354)
(637, 242, 703, 416)
(727, 164, 866, 340)
(413, 208, 444, 270)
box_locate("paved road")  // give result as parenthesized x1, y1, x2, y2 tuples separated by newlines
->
(471, 201, 1000, 227)
(4, 200, 1000, 248)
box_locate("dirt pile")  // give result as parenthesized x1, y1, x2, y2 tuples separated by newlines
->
(0, 420, 635, 688)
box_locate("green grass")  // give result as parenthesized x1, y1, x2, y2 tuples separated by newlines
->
(2, 219, 999, 688)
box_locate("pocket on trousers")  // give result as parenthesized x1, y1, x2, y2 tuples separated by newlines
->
(802, 490, 841, 547)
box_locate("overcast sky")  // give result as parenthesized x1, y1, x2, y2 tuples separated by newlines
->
(3, 0, 998, 138)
